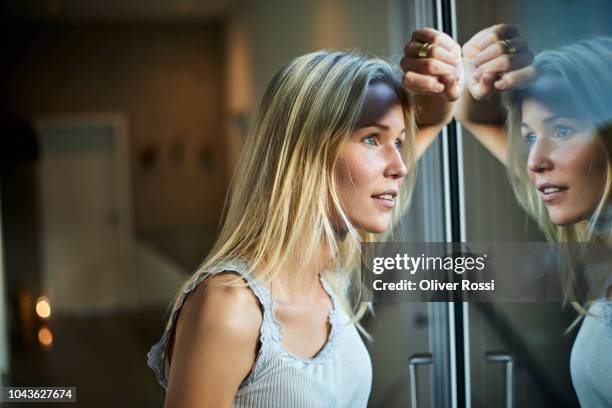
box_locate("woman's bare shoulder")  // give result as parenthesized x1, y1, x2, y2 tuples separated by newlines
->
(176, 271, 263, 347)
(164, 272, 263, 407)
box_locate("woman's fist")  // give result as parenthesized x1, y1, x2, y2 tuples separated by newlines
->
(401, 28, 463, 102)
(462, 24, 536, 100)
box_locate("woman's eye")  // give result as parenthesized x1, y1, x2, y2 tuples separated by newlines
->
(554, 126, 574, 138)
(395, 139, 404, 149)
(524, 133, 537, 146)
(363, 135, 377, 145)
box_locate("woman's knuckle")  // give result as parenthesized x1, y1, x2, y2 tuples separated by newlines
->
(499, 57, 511, 70)
(484, 31, 498, 44)
(426, 77, 438, 89)
(429, 46, 440, 60)
(425, 59, 437, 72)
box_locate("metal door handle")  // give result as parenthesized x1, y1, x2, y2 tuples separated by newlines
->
(407, 352, 433, 408)
(485, 351, 513, 408)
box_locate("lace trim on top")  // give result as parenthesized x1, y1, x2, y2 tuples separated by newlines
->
(266, 272, 341, 365)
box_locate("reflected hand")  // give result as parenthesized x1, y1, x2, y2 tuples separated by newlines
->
(462, 24, 536, 100)
(401, 28, 463, 102)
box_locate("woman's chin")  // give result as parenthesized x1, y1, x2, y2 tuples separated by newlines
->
(338, 215, 391, 235)
(546, 208, 590, 226)
(362, 220, 391, 234)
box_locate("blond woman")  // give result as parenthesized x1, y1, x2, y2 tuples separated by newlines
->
(146, 49, 459, 407)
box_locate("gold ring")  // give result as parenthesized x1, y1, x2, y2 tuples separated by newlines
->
(417, 42, 434, 58)
(500, 38, 517, 54)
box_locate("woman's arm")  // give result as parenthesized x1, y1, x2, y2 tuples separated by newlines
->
(400, 28, 462, 158)
(457, 24, 536, 165)
(454, 88, 509, 164)
(164, 273, 263, 408)
(413, 94, 456, 157)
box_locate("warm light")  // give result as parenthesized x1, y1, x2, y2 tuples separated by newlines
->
(38, 327, 53, 347)
(36, 297, 51, 319)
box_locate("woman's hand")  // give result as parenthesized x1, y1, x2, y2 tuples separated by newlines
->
(462, 24, 535, 100)
(401, 28, 463, 157)
(454, 24, 536, 164)
(401, 27, 463, 102)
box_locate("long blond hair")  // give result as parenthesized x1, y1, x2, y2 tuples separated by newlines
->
(164, 50, 416, 333)
(504, 38, 612, 326)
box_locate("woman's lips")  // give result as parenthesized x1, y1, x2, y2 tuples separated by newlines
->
(538, 187, 568, 203)
(372, 196, 395, 208)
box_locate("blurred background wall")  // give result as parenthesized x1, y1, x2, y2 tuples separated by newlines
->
(2, 23, 228, 230)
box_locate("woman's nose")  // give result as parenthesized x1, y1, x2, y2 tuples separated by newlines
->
(385, 147, 408, 179)
(527, 138, 553, 173)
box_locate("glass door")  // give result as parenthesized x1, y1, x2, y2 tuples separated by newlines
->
(450, 0, 612, 407)
(364, 1, 458, 406)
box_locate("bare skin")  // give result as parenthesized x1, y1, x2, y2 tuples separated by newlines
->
(336, 82, 408, 234)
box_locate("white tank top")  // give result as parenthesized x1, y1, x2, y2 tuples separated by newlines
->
(147, 258, 373, 407)
(570, 299, 612, 407)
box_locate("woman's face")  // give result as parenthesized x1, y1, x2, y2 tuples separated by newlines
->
(334, 82, 408, 234)
(522, 94, 608, 226)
